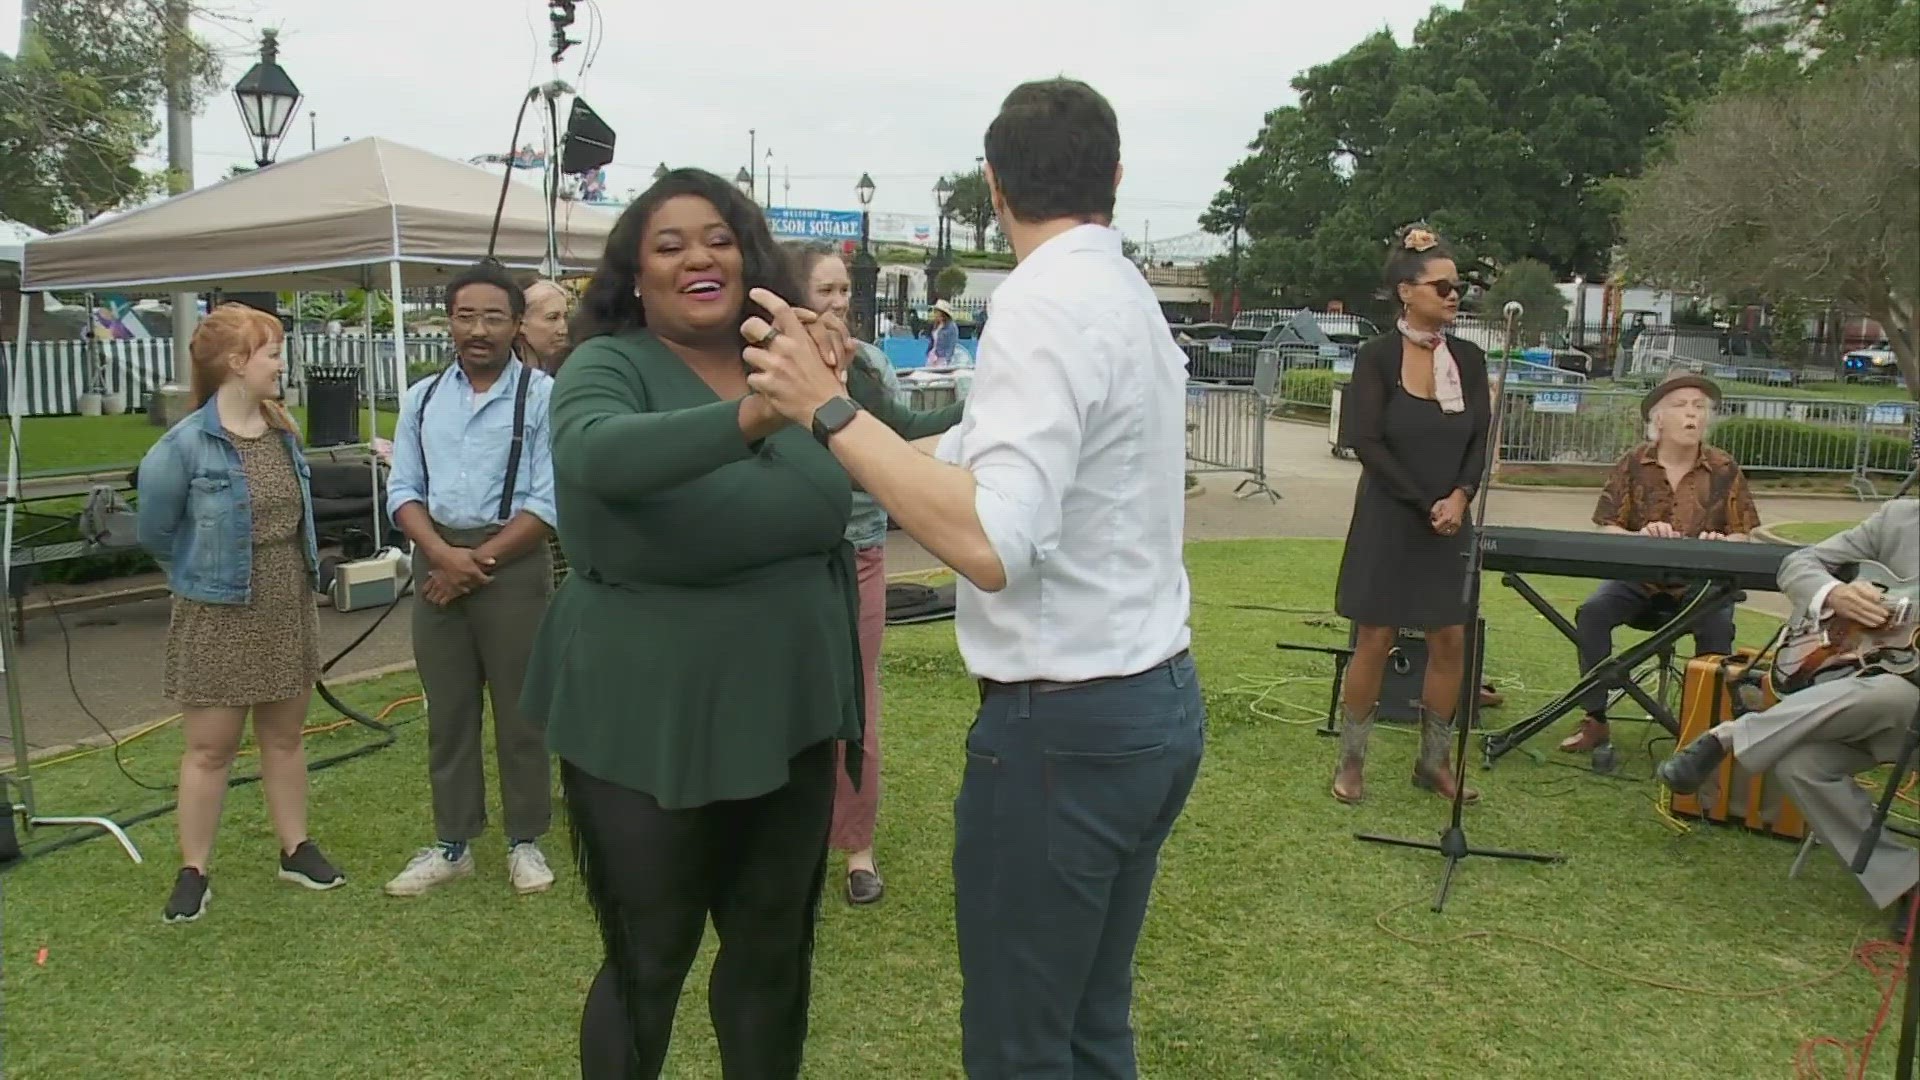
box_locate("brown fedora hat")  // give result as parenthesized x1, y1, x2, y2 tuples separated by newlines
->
(1640, 371, 1723, 419)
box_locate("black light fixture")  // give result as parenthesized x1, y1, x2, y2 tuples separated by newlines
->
(232, 29, 302, 168)
(734, 168, 754, 197)
(852, 172, 880, 342)
(653, 162, 669, 181)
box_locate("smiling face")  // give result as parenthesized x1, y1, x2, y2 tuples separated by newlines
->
(232, 335, 285, 401)
(635, 194, 745, 343)
(806, 254, 852, 321)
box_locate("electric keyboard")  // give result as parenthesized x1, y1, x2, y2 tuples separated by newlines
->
(1478, 526, 1789, 594)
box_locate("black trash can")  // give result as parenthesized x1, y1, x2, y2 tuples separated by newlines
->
(306, 366, 362, 447)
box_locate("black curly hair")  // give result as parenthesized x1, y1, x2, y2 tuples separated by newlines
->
(569, 168, 800, 347)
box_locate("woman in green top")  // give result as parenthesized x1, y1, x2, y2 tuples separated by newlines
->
(522, 170, 956, 1080)
(784, 241, 965, 907)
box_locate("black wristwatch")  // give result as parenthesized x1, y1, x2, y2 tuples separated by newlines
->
(810, 396, 863, 445)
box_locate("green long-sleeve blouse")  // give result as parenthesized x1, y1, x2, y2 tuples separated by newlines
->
(519, 329, 960, 808)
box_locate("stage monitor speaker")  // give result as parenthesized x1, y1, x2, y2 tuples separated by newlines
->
(560, 98, 615, 175)
(1347, 619, 1486, 725)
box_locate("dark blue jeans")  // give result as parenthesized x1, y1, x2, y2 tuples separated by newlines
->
(954, 652, 1206, 1079)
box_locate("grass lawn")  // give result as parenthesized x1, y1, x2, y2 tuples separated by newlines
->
(1767, 521, 1859, 546)
(1, 540, 1903, 1079)
(2, 407, 400, 478)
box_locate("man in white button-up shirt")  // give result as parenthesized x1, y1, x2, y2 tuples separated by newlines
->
(740, 78, 1203, 1078)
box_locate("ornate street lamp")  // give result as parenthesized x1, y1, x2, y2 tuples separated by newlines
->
(734, 168, 754, 198)
(232, 30, 303, 168)
(852, 172, 880, 341)
(928, 175, 955, 304)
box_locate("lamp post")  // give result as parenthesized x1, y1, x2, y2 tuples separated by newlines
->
(734, 168, 754, 198)
(653, 162, 668, 182)
(232, 29, 302, 168)
(852, 172, 879, 342)
(927, 174, 954, 304)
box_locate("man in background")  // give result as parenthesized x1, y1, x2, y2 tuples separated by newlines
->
(384, 261, 558, 898)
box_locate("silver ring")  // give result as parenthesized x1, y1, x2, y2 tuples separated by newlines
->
(756, 327, 781, 347)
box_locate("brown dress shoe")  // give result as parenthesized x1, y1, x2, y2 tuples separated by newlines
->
(1558, 716, 1610, 753)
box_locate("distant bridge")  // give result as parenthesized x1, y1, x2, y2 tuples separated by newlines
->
(1136, 229, 1230, 265)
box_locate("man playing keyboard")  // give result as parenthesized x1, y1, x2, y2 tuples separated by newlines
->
(1559, 373, 1759, 754)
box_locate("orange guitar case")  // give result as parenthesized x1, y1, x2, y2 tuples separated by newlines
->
(1670, 650, 1808, 841)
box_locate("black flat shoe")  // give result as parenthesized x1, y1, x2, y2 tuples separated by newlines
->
(847, 868, 884, 906)
(1657, 731, 1728, 795)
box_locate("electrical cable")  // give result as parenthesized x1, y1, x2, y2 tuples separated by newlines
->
(2, 570, 422, 868)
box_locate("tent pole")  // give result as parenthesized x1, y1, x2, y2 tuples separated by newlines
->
(2, 294, 141, 863)
(362, 281, 379, 546)
(384, 261, 405, 548)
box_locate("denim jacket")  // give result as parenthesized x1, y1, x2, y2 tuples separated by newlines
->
(135, 397, 321, 603)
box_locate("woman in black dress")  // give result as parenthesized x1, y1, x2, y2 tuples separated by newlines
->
(1332, 224, 1489, 805)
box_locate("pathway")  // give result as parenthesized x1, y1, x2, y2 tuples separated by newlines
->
(2, 418, 1876, 757)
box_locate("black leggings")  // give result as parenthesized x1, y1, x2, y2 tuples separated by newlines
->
(564, 742, 836, 1080)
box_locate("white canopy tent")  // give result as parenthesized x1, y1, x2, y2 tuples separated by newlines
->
(0, 219, 46, 268)
(3, 139, 620, 860)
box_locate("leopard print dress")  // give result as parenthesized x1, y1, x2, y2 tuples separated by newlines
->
(162, 431, 322, 708)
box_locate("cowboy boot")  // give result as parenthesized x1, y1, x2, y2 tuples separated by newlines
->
(1331, 705, 1376, 804)
(1412, 706, 1480, 804)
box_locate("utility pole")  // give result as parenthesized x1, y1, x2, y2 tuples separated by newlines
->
(748, 129, 756, 203)
(310, 110, 317, 152)
(164, 0, 198, 367)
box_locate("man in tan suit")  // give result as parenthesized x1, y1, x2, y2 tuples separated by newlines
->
(1660, 498, 1920, 932)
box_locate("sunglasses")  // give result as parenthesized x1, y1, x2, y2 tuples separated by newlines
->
(1415, 279, 1467, 299)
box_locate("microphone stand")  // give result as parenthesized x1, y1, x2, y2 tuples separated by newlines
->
(1355, 302, 1564, 912)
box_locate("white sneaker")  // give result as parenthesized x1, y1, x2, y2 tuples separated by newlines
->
(507, 843, 555, 895)
(383, 846, 474, 897)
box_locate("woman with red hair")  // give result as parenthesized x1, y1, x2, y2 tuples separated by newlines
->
(136, 302, 342, 924)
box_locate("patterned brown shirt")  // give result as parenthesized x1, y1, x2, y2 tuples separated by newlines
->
(1592, 442, 1761, 537)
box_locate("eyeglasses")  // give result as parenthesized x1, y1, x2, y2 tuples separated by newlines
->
(451, 313, 516, 330)
(1418, 279, 1467, 299)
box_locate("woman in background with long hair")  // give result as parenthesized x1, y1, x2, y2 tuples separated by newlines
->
(783, 241, 964, 905)
(136, 303, 341, 925)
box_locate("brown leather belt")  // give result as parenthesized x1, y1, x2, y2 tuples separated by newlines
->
(976, 649, 1191, 703)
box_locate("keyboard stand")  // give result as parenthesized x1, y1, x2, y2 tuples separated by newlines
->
(1482, 578, 1741, 766)
(1500, 573, 1681, 733)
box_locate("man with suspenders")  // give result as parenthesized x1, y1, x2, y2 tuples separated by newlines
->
(384, 262, 559, 897)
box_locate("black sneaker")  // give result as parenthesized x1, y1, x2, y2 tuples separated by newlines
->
(1657, 731, 1729, 795)
(163, 867, 210, 924)
(277, 840, 345, 891)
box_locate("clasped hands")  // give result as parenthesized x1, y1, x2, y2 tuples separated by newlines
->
(737, 288, 858, 428)
(1429, 490, 1468, 536)
(420, 546, 494, 606)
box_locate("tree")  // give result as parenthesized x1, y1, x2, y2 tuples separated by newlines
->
(1205, 0, 1749, 321)
(1723, 0, 1919, 88)
(1479, 260, 1569, 344)
(945, 169, 994, 252)
(1619, 61, 1918, 396)
(0, 0, 223, 230)
(935, 265, 969, 302)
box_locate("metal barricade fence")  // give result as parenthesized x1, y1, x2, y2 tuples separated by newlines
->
(1184, 351, 1278, 501)
(1495, 387, 1884, 477)
(1857, 399, 1919, 495)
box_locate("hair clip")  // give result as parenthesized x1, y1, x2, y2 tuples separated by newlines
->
(1401, 227, 1437, 253)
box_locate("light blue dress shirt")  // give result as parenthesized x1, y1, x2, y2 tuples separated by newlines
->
(387, 357, 557, 531)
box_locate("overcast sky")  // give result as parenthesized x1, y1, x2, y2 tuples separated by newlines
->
(5, 0, 1454, 246)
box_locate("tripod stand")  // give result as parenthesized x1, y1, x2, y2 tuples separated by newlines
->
(1354, 302, 1564, 912)
(1850, 692, 1920, 1080)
